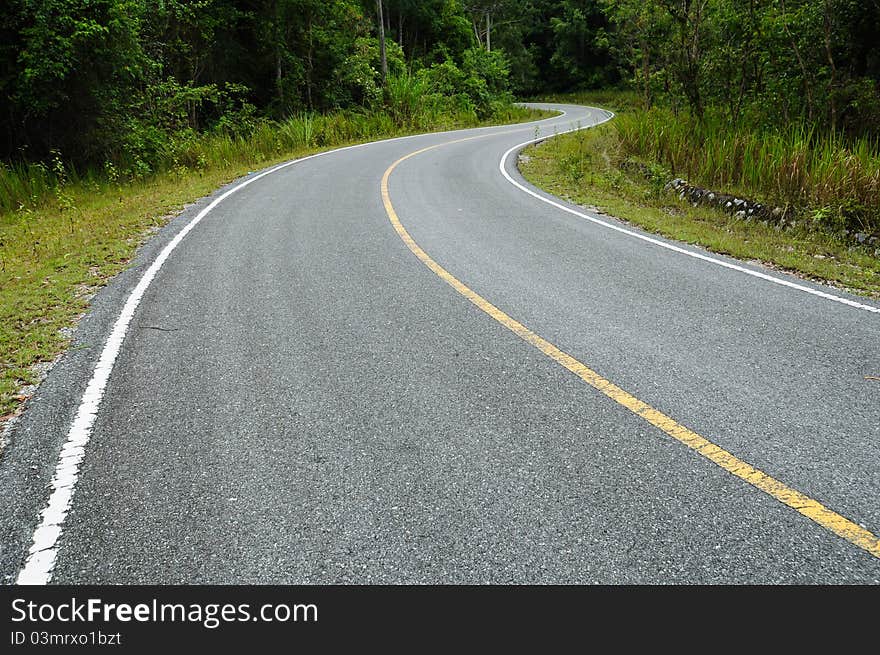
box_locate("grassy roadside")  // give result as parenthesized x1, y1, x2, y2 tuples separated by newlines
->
(0, 105, 553, 423)
(520, 92, 880, 298)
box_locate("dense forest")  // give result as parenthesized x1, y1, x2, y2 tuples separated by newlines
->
(2, 0, 879, 173)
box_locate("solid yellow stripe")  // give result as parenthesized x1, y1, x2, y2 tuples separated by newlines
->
(380, 141, 880, 560)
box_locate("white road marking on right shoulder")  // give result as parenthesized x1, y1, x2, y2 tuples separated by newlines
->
(499, 109, 880, 315)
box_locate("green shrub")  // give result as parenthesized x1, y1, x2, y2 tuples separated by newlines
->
(462, 47, 512, 98)
(385, 73, 431, 126)
(333, 38, 407, 110)
(607, 103, 880, 236)
(415, 52, 512, 120)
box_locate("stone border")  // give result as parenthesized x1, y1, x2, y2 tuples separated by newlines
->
(617, 160, 878, 252)
(664, 177, 879, 252)
(664, 178, 782, 224)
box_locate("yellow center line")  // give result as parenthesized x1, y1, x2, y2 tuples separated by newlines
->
(380, 137, 880, 561)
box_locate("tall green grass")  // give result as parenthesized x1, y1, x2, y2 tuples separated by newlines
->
(0, 98, 513, 216)
(537, 90, 880, 235)
(614, 109, 880, 232)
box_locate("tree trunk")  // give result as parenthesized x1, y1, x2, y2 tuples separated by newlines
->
(306, 16, 314, 110)
(823, 1, 838, 131)
(276, 50, 283, 103)
(274, 0, 283, 106)
(780, 0, 815, 123)
(376, 0, 388, 85)
(639, 36, 652, 109)
(486, 13, 491, 52)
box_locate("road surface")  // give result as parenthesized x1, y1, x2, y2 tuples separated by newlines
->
(2, 104, 879, 584)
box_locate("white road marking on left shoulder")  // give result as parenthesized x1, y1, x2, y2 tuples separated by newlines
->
(15, 111, 570, 585)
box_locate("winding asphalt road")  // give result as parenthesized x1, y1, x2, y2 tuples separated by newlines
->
(2, 104, 879, 584)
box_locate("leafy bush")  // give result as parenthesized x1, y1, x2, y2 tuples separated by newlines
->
(100, 79, 258, 176)
(415, 49, 512, 120)
(334, 38, 407, 109)
(462, 47, 512, 98)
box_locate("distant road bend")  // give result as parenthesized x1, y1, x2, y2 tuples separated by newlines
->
(2, 103, 879, 584)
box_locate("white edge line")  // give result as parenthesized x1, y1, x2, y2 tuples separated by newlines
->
(14, 111, 571, 585)
(499, 108, 880, 315)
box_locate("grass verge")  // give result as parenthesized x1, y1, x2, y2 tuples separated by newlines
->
(520, 92, 880, 299)
(0, 105, 553, 422)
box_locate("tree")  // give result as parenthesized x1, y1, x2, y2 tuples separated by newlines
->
(376, 0, 388, 84)
(547, 1, 616, 90)
(6, 0, 145, 162)
(601, 0, 671, 108)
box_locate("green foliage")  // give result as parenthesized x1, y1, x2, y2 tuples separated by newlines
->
(462, 47, 511, 97)
(548, 0, 616, 89)
(386, 0, 473, 62)
(3, 0, 878, 234)
(92, 77, 258, 179)
(0, 0, 534, 173)
(333, 37, 405, 109)
(414, 48, 512, 120)
(600, 0, 880, 136)
(549, 91, 880, 239)
(385, 73, 433, 124)
(4, 0, 145, 163)
(612, 107, 880, 234)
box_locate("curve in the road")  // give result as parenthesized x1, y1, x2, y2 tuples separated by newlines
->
(499, 136, 880, 315)
(381, 134, 880, 560)
(14, 112, 570, 585)
(10, 104, 880, 584)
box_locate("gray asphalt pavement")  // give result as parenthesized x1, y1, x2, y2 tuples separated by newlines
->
(2, 104, 878, 583)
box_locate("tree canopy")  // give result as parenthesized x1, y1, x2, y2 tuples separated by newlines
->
(2, 0, 878, 169)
